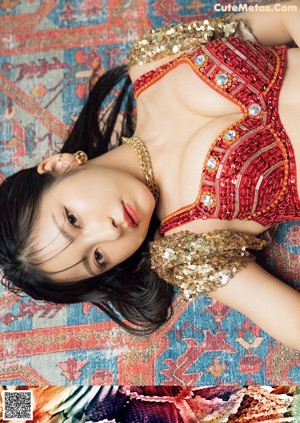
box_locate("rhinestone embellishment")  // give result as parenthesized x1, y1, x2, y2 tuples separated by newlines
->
(224, 129, 237, 141)
(201, 194, 214, 207)
(206, 156, 217, 170)
(248, 103, 261, 116)
(216, 73, 229, 86)
(195, 54, 206, 65)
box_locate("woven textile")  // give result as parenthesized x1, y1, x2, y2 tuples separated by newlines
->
(0, 385, 298, 422)
(0, 0, 300, 386)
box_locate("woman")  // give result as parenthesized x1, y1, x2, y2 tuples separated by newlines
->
(0, 2, 300, 350)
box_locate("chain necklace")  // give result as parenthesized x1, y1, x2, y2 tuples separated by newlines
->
(121, 136, 160, 205)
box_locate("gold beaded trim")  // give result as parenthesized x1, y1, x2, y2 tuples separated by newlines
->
(150, 230, 267, 299)
(128, 15, 238, 66)
(122, 136, 160, 205)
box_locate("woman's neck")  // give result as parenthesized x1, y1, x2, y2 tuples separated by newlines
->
(89, 144, 147, 187)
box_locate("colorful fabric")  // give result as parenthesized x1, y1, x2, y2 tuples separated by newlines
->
(150, 230, 267, 299)
(0, 385, 299, 422)
(0, 0, 300, 387)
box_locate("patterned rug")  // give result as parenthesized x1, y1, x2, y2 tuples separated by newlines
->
(0, 0, 300, 386)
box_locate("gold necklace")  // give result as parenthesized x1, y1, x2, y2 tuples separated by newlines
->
(121, 136, 160, 205)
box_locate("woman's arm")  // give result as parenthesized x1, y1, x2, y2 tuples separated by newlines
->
(235, 0, 300, 46)
(210, 261, 300, 351)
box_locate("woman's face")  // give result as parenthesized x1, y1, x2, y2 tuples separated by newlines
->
(33, 163, 155, 281)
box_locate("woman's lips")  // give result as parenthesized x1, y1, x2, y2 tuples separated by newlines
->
(123, 201, 139, 227)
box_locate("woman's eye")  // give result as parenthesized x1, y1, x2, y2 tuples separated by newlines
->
(94, 249, 106, 267)
(65, 208, 79, 227)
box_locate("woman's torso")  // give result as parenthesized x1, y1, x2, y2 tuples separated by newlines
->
(129, 40, 300, 236)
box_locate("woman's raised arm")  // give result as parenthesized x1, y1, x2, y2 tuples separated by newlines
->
(235, 0, 300, 46)
(210, 261, 300, 351)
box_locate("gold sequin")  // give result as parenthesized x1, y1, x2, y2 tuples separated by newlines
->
(128, 15, 239, 66)
(150, 230, 267, 300)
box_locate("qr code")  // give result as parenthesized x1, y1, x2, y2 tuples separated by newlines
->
(2, 390, 33, 420)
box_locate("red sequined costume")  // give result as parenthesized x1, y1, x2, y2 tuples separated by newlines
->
(133, 37, 300, 235)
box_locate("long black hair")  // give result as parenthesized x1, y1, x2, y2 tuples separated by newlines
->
(0, 65, 174, 335)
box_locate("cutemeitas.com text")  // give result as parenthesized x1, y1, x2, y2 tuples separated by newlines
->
(214, 3, 298, 12)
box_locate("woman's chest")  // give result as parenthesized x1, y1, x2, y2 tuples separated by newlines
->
(136, 45, 300, 230)
(135, 43, 298, 148)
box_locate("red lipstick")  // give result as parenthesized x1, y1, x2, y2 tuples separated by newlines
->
(123, 202, 139, 227)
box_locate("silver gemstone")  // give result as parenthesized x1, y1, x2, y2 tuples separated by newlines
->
(206, 156, 217, 170)
(248, 103, 261, 116)
(224, 129, 236, 141)
(216, 73, 229, 86)
(195, 54, 206, 65)
(202, 194, 214, 207)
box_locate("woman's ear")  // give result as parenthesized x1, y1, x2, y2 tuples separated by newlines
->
(37, 153, 77, 175)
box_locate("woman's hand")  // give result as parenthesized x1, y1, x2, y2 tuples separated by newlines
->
(209, 261, 300, 351)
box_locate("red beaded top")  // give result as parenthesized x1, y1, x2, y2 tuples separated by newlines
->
(133, 37, 300, 234)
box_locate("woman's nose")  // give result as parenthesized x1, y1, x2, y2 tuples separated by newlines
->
(85, 218, 121, 242)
